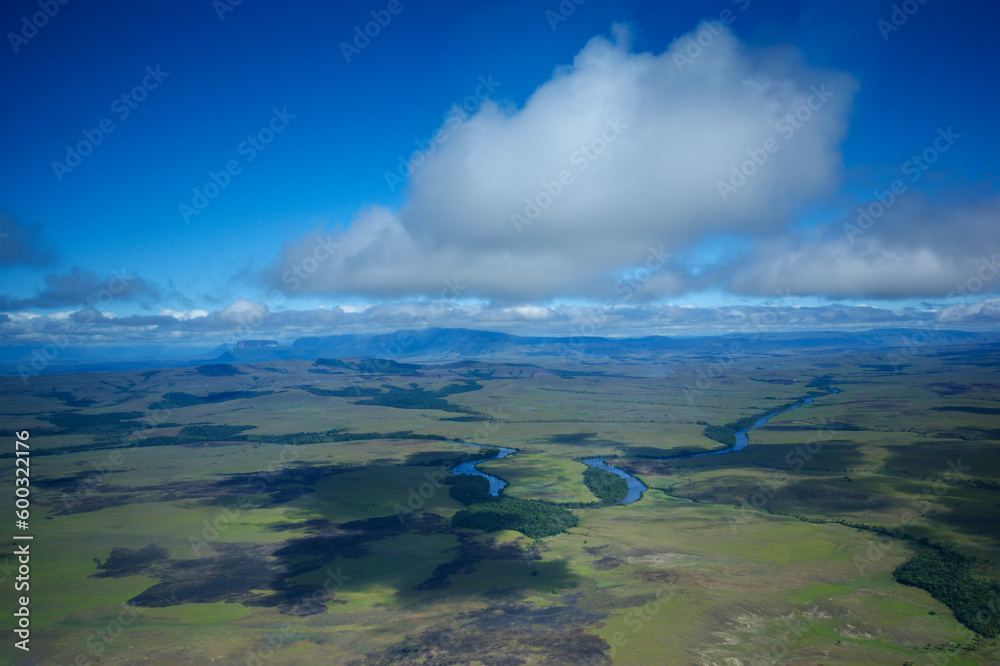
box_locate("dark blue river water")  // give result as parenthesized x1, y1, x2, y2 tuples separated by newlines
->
(453, 389, 839, 505)
(449, 443, 517, 495)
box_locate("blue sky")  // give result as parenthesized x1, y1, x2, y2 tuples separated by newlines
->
(1, 0, 999, 346)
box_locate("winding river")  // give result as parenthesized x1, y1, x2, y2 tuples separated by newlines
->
(449, 443, 517, 495)
(451, 389, 839, 506)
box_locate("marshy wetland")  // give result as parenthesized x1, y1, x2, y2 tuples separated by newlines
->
(3, 343, 1000, 663)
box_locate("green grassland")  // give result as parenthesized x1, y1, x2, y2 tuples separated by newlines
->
(0, 345, 999, 663)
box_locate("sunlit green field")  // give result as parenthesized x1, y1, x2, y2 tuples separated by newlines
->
(1, 342, 999, 664)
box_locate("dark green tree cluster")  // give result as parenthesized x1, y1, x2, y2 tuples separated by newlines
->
(195, 364, 243, 376)
(443, 475, 493, 506)
(41, 411, 148, 444)
(452, 497, 578, 540)
(314, 358, 422, 373)
(108, 424, 257, 449)
(313, 358, 353, 369)
(464, 446, 501, 461)
(894, 549, 1000, 637)
(22, 426, 449, 458)
(406, 446, 500, 468)
(42, 410, 145, 432)
(446, 456, 579, 540)
(582, 467, 628, 504)
(300, 385, 381, 398)
(176, 424, 256, 440)
(806, 374, 835, 389)
(43, 389, 95, 407)
(702, 424, 738, 447)
(245, 429, 444, 445)
(149, 390, 275, 409)
(353, 382, 484, 415)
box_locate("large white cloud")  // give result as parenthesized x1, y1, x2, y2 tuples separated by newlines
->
(265, 23, 857, 302)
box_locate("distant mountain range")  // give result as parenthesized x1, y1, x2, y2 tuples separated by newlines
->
(3, 327, 999, 376)
(216, 327, 1000, 364)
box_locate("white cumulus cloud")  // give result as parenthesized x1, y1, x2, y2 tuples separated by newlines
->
(265, 23, 857, 302)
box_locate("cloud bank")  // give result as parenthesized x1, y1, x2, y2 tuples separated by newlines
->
(265, 24, 858, 302)
(721, 195, 1000, 299)
(0, 267, 161, 311)
(3, 298, 999, 348)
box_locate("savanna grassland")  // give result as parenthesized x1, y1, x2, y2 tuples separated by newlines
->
(1, 340, 999, 665)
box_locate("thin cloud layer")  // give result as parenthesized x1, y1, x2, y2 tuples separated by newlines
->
(0, 267, 161, 311)
(265, 24, 857, 302)
(722, 195, 1000, 299)
(3, 299, 998, 347)
(936, 297, 1000, 323)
